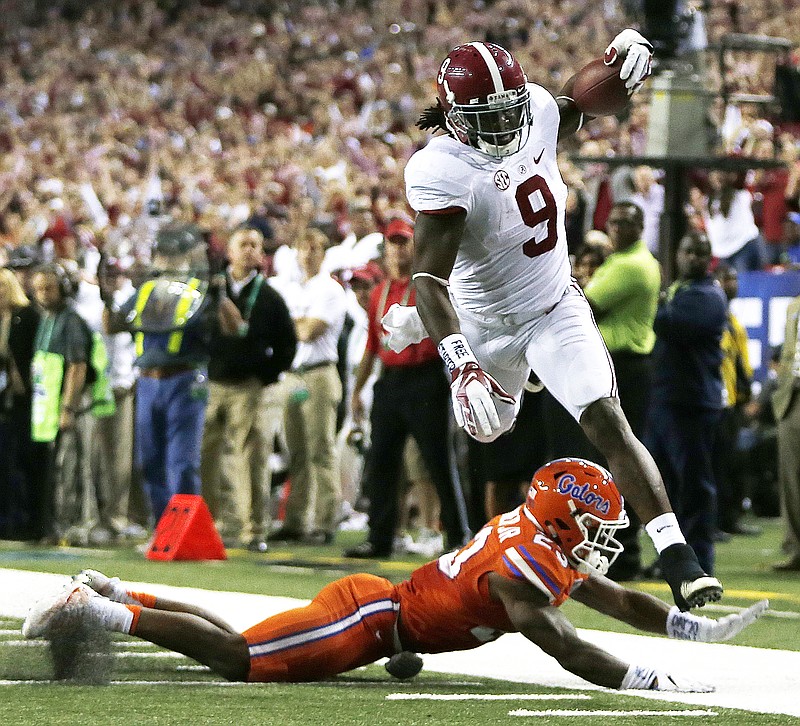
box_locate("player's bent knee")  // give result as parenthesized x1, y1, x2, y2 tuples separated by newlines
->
(580, 397, 630, 446)
(212, 633, 251, 682)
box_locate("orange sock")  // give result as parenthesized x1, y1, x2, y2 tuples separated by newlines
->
(127, 591, 157, 608)
(126, 604, 143, 635)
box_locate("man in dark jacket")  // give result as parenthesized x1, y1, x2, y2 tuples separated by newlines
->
(644, 232, 728, 575)
(200, 226, 297, 551)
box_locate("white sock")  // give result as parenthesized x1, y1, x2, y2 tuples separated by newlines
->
(105, 578, 141, 605)
(86, 598, 136, 634)
(645, 513, 686, 553)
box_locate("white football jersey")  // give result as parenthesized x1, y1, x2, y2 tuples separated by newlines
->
(405, 83, 571, 317)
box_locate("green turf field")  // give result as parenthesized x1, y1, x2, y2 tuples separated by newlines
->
(1, 517, 799, 724)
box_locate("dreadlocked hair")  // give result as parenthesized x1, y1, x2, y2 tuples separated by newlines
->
(416, 98, 452, 136)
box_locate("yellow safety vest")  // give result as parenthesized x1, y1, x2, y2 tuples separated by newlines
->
(133, 278, 201, 357)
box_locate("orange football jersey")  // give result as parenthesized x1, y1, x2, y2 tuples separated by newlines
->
(396, 505, 587, 653)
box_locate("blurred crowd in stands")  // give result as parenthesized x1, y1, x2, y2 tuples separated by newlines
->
(1, 0, 800, 572)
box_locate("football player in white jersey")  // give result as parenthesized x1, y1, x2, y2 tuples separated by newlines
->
(383, 31, 723, 612)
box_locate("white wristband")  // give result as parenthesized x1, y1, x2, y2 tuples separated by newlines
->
(437, 333, 477, 374)
(666, 606, 703, 641)
(644, 513, 686, 553)
(620, 663, 657, 690)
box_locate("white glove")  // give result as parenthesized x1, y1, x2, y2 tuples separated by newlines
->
(604, 28, 653, 90)
(450, 362, 515, 440)
(667, 599, 769, 642)
(381, 303, 428, 353)
(620, 664, 714, 693)
(650, 669, 714, 693)
(438, 334, 516, 441)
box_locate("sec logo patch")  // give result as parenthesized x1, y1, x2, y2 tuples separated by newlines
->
(493, 170, 510, 190)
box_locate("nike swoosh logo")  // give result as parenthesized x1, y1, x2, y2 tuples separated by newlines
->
(534, 149, 544, 164)
(656, 525, 673, 533)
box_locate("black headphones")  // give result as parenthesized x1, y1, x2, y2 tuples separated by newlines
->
(34, 263, 78, 299)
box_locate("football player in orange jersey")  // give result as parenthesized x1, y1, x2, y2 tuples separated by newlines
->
(23, 460, 767, 692)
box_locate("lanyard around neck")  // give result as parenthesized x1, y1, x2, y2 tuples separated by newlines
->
(35, 313, 57, 352)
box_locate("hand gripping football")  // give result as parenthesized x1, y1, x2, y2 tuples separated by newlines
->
(571, 57, 631, 116)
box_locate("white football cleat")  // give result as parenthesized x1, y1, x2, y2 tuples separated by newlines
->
(74, 569, 123, 599)
(22, 583, 97, 640)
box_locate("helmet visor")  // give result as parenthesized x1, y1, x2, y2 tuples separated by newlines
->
(447, 87, 531, 157)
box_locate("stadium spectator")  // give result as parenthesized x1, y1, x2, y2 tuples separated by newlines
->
(93, 262, 140, 542)
(630, 166, 665, 256)
(643, 232, 728, 576)
(695, 170, 765, 273)
(270, 228, 347, 546)
(572, 243, 610, 289)
(771, 294, 800, 571)
(345, 218, 469, 558)
(712, 264, 760, 539)
(30, 264, 94, 544)
(200, 226, 296, 551)
(751, 135, 797, 266)
(103, 224, 216, 525)
(24, 460, 767, 689)
(0, 268, 41, 539)
(584, 201, 661, 580)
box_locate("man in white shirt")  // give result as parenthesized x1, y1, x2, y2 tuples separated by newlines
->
(270, 228, 347, 545)
(95, 266, 139, 539)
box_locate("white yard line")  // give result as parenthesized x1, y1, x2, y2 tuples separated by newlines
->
(509, 709, 718, 717)
(2, 567, 799, 717)
(0, 679, 244, 686)
(386, 693, 593, 701)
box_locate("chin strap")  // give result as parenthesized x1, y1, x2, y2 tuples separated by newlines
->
(475, 134, 521, 158)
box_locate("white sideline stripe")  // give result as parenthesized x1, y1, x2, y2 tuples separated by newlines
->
(702, 604, 800, 620)
(0, 680, 242, 686)
(0, 641, 184, 658)
(116, 651, 188, 659)
(0, 629, 20, 635)
(0, 641, 43, 647)
(467, 42, 504, 93)
(387, 693, 592, 701)
(509, 709, 717, 717)
(0, 639, 166, 649)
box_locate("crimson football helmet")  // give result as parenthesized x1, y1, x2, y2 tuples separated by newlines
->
(436, 42, 532, 158)
(524, 458, 629, 575)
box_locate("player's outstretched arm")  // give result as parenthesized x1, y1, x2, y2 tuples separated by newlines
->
(491, 572, 764, 692)
(491, 573, 629, 688)
(571, 572, 769, 643)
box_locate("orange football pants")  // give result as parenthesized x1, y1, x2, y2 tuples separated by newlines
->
(243, 573, 399, 682)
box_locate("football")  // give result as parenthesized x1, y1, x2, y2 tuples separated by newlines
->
(570, 57, 631, 116)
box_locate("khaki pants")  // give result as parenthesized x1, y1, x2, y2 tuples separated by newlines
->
(52, 393, 96, 543)
(92, 389, 135, 534)
(283, 365, 342, 535)
(201, 377, 268, 543)
(778, 390, 800, 561)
